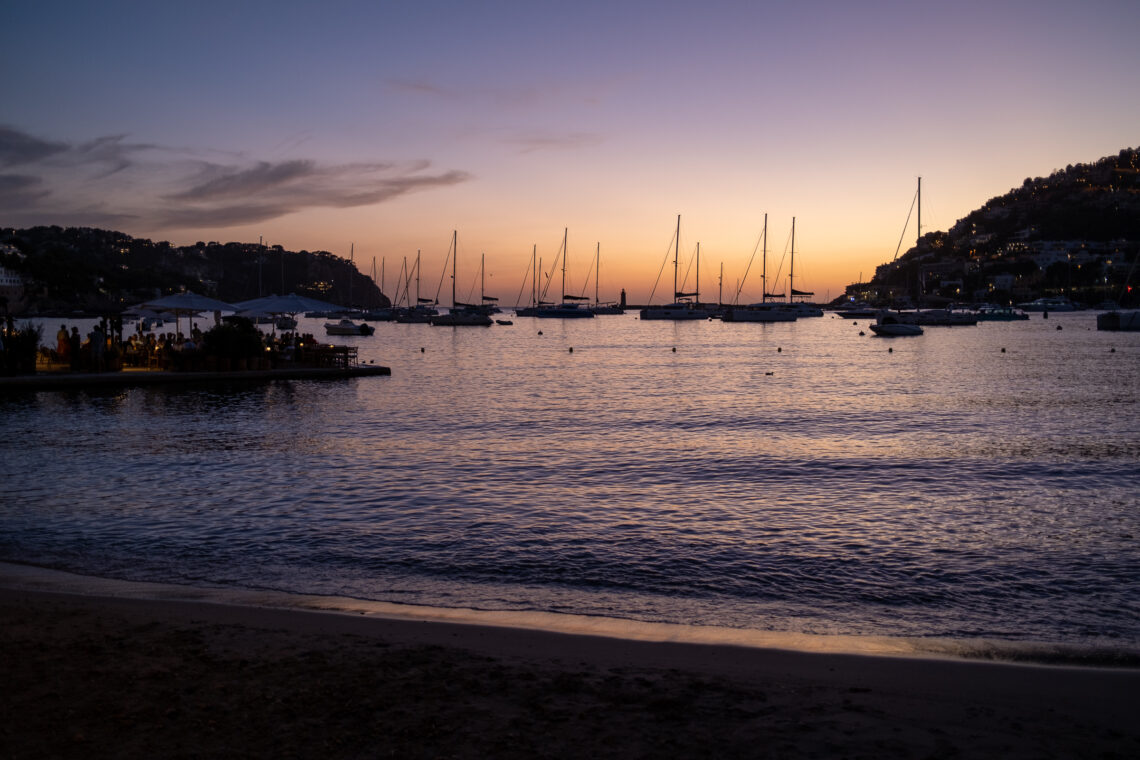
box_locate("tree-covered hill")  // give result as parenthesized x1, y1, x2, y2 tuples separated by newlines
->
(853, 147, 1140, 307)
(0, 227, 388, 314)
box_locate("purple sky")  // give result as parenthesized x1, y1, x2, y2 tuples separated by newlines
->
(3, 1, 1138, 302)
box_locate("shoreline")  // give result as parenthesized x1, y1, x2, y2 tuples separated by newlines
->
(3, 563, 1139, 757)
(3, 561, 1136, 668)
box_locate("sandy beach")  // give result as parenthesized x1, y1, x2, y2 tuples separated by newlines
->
(2, 568, 1138, 759)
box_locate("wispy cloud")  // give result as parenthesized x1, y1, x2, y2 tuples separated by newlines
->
(386, 77, 546, 107)
(0, 125, 472, 231)
(507, 131, 604, 154)
(158, 159, 471, 228)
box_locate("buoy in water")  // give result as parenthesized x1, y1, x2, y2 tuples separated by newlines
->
(765, 371, 774, 376)
(1057, 325, 1063, 330)
(568, 347, 573, 353)
(672, 347, 676, 352)
(538, 331, 543, 335)
(859, 331, 865, 336)
(420, 347, 425, 352)
(1111, 348, 1116, 353)
(1001, 347, 1006, 353)
(777, 347, 782, 353)
(888, 347, 893, 353)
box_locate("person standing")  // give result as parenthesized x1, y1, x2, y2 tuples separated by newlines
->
(56, 324, 70, 364)
(89, 324, 106, 372)
(69, 327, 81, 371)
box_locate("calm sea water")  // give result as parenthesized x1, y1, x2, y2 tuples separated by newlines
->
(3, 311, 1138, 663)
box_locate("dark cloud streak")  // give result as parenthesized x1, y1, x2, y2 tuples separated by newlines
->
(0, 174, 52, 208)
(0, 126, 69, 168)
(0, 125, 473, 231)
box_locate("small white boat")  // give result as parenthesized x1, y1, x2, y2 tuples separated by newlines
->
(324, 319, 375, 336)
(869, 313, 923, 336)
(974, 305, 1029, 321)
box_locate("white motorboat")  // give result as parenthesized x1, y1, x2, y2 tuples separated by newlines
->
(869, 313, 923, 336)
(324, 319, 374, 336)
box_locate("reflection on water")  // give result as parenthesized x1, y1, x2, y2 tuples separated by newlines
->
(2, 311, 1139, 659)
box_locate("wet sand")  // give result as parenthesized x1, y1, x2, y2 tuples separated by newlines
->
(2, 574, 1138, 758)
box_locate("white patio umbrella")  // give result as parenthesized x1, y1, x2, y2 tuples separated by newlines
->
(232, 293, 346, 318)
(141, 292, 238, 336)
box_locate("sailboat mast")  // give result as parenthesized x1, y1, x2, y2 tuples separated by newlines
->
(561, 227, 568, 303)
(761, 213, 768, 304)
(595, 242, 600, 306)
(451, 231, 457, 308)
(348, 243, 354, 308)
(917, 176, 922, 246)
(673, 214, 680, 303)
(531, 244, 537, 307)
(481, 252, 485, 304)
(788, 218, 795, 304)
(416, 249, 421, 304)
(696, 242, 700, 303)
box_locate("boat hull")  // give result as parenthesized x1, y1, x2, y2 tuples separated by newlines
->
(430, 311, 492, 326)
(722, 307, 797, 323)
(324, 321, 374, 336)
(870, 323, 923, 336)
(1096, 311, 1140, 331)
(639, 305, 707, 320)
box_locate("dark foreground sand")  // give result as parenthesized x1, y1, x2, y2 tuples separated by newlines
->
(2, 585, 1138, 759)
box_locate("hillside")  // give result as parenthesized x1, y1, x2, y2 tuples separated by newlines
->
(852, 147, 1140, 306)
(0, 227, 389, 315)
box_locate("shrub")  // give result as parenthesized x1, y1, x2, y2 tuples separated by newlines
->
(1, 320, 43, 375)
(201, 319, 264, 360)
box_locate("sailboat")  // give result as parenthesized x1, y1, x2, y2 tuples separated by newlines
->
(429, 231, 493, 326)
(786, 217, 823, 316)
(640, 215, 707, 320)
(535, 228, 595, 318)
(590, 243, 624, 314)
(515, 245, 542, 316)
(394, 250, 438, 322)
(722, 214, 797, 322)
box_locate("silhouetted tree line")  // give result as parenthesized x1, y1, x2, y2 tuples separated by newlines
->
(0, 227, 389, 314)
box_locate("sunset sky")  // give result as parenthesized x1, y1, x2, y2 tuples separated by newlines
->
(3, 1, 1138, 305)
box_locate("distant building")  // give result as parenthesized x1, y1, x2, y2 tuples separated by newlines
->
(0, 262, 26, 313)
(989, 273, 1015, 291)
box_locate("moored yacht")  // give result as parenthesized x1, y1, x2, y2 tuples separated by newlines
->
(640, 215, 708, 320)
(535, 229, 595, 319)
(429, 231, 493, 327)
(869, 312, 923, 336)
